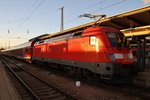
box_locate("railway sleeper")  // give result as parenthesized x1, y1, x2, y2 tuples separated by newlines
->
(46, 94, 63, 99)
(31, 86, 50, 90)
(37, 91, 57, 96)
(33, 88, 53, 93)
(35, 90, 56, 95)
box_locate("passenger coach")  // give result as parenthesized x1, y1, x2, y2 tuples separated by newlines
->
(1, 41, 33, 61)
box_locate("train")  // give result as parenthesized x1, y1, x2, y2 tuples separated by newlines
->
(1, 26, 134, 83)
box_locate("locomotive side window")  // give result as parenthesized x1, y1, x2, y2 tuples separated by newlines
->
(90, 36, 96, 45)
(25, 48, 28, 52)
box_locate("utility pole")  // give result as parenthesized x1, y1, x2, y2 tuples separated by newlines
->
(8, 21, 10, 34)
(60, 6, 64, 32)
(5, 42, 6, 49)
(8, 40, 10, 48)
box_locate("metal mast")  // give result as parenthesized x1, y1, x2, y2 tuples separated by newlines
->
(60, 6, 64, 32)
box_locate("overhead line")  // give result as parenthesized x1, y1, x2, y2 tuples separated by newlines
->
(0, 0, 40, 24)
(64, 0, 107, 19)
(45, 1, 107, 32)
(15, 0, 46, 33)
(49, 0, 129, 33)
(24, 0, 41, 16)
(91, 0, 129, 14)
(65, 0, 129, 25)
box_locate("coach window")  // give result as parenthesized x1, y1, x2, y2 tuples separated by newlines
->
(25, 48, 28, 52)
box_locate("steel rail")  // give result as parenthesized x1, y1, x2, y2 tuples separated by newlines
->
(0, 56, 40, 100)
(0, 56, 76, 100)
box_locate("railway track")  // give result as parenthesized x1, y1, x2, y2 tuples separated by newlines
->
(0, 56, 76, 100)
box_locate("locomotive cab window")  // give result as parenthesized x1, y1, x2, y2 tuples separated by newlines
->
(106, 32, 128, 47)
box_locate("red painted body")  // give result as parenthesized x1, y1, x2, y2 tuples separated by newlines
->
(1, 42, 33, 60)
(2, 26, 134, 81)
(33, 27, 133, 64)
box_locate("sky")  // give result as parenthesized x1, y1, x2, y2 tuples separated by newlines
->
(0, 0, 150, 48)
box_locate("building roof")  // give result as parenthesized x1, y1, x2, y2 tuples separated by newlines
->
(122, 25, 150, 37)
(40, 6, 150, 40)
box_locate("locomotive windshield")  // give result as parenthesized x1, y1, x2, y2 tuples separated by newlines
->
(106, 32, 128, 47)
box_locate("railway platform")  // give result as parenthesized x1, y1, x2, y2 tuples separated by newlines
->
(0, 61, 20, 100)
(134, 66, 150, 87)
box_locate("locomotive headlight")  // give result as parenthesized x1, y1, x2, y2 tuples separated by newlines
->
(109, 53, 124, 62)
(114, 54, 123, 59)
(109, 54, 115, 62)
(128, 53, 133, 59)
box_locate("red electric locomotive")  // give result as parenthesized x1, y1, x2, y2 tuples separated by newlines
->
(1, 26, 134, 83)
(32, 26, 134, 82)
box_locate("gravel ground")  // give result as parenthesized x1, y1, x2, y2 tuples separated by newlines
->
(14, 60, 150, 100)
(0, 61, 21, 100)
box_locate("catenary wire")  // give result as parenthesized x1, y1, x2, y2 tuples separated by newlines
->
(15, 0, 46, 33)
